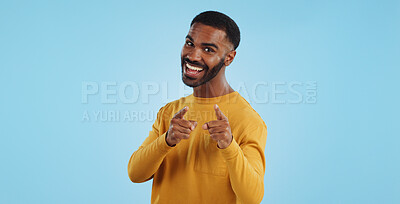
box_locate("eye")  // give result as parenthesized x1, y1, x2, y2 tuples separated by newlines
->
(204, 47, 215, 53)
(185, 40, 194, 46)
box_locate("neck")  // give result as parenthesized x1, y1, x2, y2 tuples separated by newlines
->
(193, 69, 234, 98)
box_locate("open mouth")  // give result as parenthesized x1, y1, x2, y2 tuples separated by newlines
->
(184, 63, 204, 78)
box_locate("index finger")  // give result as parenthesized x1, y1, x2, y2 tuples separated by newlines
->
(173, 106, 188, 119)
(214, 104, 227, 120)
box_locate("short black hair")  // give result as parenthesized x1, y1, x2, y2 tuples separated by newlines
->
(190, 11, 240, 50)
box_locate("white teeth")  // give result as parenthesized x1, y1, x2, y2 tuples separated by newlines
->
(186, 63, 203, 71)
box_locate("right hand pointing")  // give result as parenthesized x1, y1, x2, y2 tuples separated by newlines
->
(166, 106, 197, 146)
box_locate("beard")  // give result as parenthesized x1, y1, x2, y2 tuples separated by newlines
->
(181, 57, 225, 88)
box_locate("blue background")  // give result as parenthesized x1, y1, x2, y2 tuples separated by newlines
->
(1, 0, 399, 203)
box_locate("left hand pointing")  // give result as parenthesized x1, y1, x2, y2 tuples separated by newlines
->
(202, 104, 233, 149)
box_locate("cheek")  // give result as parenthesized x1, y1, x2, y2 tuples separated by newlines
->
(181, 48, 186, 58)
(181, 46, 191, 57)
(204, 56, 222, 67)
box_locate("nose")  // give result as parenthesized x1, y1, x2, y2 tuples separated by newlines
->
(186, 47, 202, 62)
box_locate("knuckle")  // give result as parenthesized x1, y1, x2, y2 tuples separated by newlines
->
(180, 133, 186, 139)
(183, 121, 190, 127)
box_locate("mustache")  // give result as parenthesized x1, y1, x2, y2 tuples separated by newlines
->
(183, 58, 208, 70)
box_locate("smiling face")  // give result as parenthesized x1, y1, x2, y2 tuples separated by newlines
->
(181, 23, 234, 88)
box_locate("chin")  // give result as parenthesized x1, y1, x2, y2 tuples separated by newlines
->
(182, 76, 200, 88)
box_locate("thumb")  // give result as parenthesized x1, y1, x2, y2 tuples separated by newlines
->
(202, 123, 209, 130)
(189, 120, 197, 131)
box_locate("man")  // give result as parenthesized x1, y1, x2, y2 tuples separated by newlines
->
(128, 11, 267, 204)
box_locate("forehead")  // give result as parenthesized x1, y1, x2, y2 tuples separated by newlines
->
(187, 23, 232, 49)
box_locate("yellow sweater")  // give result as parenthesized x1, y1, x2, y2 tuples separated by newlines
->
(128, 91, 267, 204)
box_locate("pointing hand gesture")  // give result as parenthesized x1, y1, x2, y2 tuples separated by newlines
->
(166, 106, 197, 146)
(202, 104, 233, 149)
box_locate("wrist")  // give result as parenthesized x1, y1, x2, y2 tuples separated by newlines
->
(165, 131, 176, 147)
(217, 135, 233, 149)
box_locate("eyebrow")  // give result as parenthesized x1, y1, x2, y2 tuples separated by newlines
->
(186, 35, 219, 50)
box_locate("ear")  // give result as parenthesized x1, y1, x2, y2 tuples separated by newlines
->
(224, 50, 236, 66)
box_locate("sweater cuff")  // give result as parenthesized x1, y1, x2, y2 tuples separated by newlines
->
(219, 138, 240, 160)
(156, 132, 174, 154)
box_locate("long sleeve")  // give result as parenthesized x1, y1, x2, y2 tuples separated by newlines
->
(219, 124, 268, 204)
(127, 106, 173, 183)
(127, 93, 268, 203)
